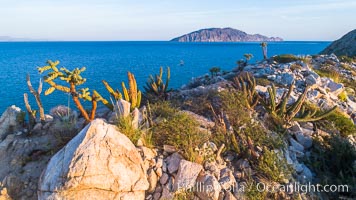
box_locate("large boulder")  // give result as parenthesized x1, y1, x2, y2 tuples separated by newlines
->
(0, 106, 23, 140)
(38, 119, 149, 200)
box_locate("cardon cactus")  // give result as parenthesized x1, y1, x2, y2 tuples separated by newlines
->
(103, 71, 141, 111)
(232, 72, 259, 109)
(144, 67, 171, 101)
(38, 60, 108, 123)
(260, 82, 336, 125)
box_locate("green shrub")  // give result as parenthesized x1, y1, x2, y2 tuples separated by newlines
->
(209, 67, 221, 77)
(323, 109, 356, 137)
(150, 102, 209, 162)
(338, 91, 348, 102)
(306, 134, 356, 198)
(313, 68, 340, 83)
(273, 54, 300, 63)
(338, 55, 355, 63)
(256, 148, 292, 182)
(117, 116, 142, 144)
(255, 78, 271, 86)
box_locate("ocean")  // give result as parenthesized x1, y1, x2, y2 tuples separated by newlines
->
(0, 41, 330, 113)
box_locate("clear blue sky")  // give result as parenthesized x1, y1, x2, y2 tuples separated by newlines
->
(1, 0, 355, 41)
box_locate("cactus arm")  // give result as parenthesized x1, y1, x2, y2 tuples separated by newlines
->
(45, 80, 70, 93)
(26, 74, 45, 123)
(89, 92, 98, 121)
(24, 93, 36, 128)
(122, 82, 130, 102)
(70, 82, 90, 122)
(277, 82, 294, 116)
(294, 106, 337, 122)
(93, 90, 113, 111)
(165, 67, 170, 92)
(102, 80, 121, 100)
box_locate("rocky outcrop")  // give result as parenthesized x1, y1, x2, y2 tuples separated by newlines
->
(321, 29, 356, 56)
(171, 28, 283, 42)
(0, 106, 22, 140)
(38, 119, 149, 200)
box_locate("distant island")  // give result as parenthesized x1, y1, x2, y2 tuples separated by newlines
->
(171, 27, 283, 42)
(0, 36, 40, 42)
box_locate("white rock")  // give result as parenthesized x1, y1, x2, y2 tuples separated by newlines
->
(295, 132, 313, 149)
(289, 138, 305, 152)
(173, 160, 203, 191)
(38, 119, 149, 200)
(165, 152, 182, 174)
(195, 172, 221, 200)
(0, 106, 22, 140)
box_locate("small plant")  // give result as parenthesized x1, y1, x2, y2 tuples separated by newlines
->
(338, 91, 348, 102)
(232, 72, 259, 109)
(260, 83, 336, 125)
(103, 71, 142, 110)
(317, 108, 356, 137)
(244, 53, 253, 64)
(255, 78, 271, 86)
(306, 134, 356, 198)
(338, 55, 355, 63)
(290, 63, 302, 71)
(260, 42, 268, 60)
(117, 115, 142, 144)
(273, 54, 300, 63)
(256, 147, 292, 182)
(313, 67, 340, 83)
(143, 67, 171, 101)
(209, 67, 221, 77)
(24, 74, 45, 126)
(150, 102, 209, 162)
(38, 60, 108, 123)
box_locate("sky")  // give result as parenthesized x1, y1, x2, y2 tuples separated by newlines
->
(0, 0, 355, 41)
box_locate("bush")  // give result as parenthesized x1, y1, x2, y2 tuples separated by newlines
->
(338, 55, 355, 63)
(313, 67, 340, 83)
(338, 91, 348, 102)
(116, 116, 142, 145)
(273, 54, 301, 63)
(322, 109, 356, 137)
(306, 134, 356, 198)
(255, 78, 271, 86)
(256, 148, 292, 182)
(150, 102, 209, 162)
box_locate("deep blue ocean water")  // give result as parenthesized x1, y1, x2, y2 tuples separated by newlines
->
(0, 41, 330, 113)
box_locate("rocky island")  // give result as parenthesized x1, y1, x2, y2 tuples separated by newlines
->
(171, 28, 283, 42)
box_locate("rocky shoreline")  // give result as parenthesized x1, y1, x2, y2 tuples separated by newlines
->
(0, 53, 355, 200)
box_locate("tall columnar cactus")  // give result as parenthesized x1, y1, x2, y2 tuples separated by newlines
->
(232, 72, 259, 109)
(260, 82, 336, 125)
(143, 67, 171, 101)
(103, 71, 142, 110)
(25, 74, 45, 123)
(38, 60, 107, 123)
(260, 42, 268, 60)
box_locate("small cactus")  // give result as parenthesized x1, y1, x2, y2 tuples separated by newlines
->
(143, 67, 171, 101)
(103, 71, 141, 111)
(38, 60, 107, 123)
(232, 72, 259, 109)
(260, 82, 336, 125)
